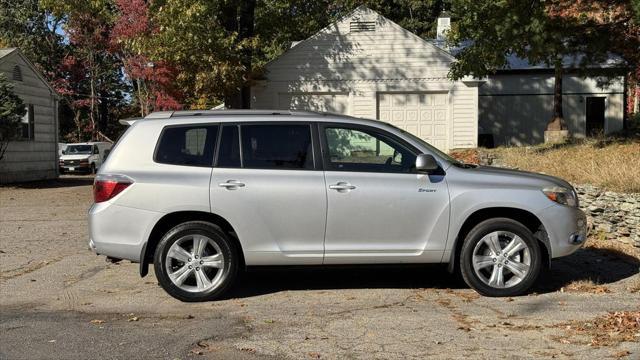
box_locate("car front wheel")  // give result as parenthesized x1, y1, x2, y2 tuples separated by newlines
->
(460, 218, 542, 297)
(154, 221, 238, 302)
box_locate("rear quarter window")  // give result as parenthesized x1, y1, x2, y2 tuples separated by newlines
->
(155, 125, 219, 167)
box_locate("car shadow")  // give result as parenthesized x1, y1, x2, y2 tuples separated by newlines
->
(227, 264, 465, 299)
(227, 246, 639, 299)
(4, 175, 94, 189)
(535, 246, 640, 293)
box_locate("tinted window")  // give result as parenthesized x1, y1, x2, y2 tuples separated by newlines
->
(155, 125, 218, 166)
(217, 125, 241, 168)
(241, 124, 313, 169)
(324, 127, 416, 173)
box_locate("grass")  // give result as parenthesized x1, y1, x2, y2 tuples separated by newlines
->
(453, 137, 640, 193)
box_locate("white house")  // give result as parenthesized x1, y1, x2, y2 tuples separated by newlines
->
(0, 48, 59, 183)
(252, 6, 627, 150)
(251, 6, 482, 152)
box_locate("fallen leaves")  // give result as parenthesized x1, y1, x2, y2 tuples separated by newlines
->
(561, 279, 610, 294)
(89, 319, 105, 325)
(557, 311, 640, 347)
(449, 149, 481, 165)
(611, 350, 632, 358)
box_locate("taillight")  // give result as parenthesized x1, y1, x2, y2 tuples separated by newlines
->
(93, 174, 133, 203)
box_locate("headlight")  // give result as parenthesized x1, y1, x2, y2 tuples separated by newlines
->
(542, 186, 578, 207)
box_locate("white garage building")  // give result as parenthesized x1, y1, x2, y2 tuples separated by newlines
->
(252, 6, 627, 150)
(251, 6, 481, 152)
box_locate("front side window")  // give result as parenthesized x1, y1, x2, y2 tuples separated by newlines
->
(155, 125, 218, 166)
(240, 124, 313, 169)
(324, 127, 416, 173)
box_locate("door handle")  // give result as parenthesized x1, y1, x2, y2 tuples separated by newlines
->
(218, 180, 245, 190)
(329, 182, 356, 192)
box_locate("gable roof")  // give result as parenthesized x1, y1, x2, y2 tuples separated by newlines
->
(261, 5, 457, 79)
(0, 47, 58, 96)
(288, 6, 455, 61)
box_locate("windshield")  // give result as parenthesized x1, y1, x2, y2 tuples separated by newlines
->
(65, 145, 93, 155)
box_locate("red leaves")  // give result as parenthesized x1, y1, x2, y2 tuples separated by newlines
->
(111, 0, 183, 112)
(111, 0, 150, 42)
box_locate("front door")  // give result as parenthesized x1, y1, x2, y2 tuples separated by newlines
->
(209, 123, 326, 265)
(586, 97, 606, 137)
(320, 124, 450, 264)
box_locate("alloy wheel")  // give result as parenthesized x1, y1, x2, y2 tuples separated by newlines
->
(471, 231, 531, 289)
(165, 235, 225, 293)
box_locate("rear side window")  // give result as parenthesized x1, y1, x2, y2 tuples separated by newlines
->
(155, 125, 218, 166)
(240, 124, 313, 169)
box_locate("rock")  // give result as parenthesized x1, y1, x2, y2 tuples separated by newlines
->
(588, 206, 604, 213)
(619, 203, 635, 211)
(596, 223, 612, 233)
(577, 185, 639, 247)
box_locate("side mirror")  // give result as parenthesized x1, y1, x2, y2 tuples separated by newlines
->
(61, 149, 66, 155)
(416, 154, 439, 173)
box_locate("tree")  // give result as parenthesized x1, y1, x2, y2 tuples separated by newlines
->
(0, 73, 26, 161)
(447, 0, 639, 134)
(546, 0, 640, 121)
(42, 0, 130, 141)
(0, 0, 66, 82)
(111, 0, 182, 116)
(143, 0, 260, 108)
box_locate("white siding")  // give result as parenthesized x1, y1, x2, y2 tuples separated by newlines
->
(251, 7, 478, 152)
(479, 73, 625, 146)
(0, 51, 58, 183)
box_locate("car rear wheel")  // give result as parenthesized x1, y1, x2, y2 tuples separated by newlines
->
(154, 221, 238, 302)
(460, 218, 542, 297)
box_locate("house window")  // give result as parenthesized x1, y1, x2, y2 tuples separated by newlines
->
(350, 21, 376, 32)
(21, 104, 34, 140)
(12, 65, 23, 81)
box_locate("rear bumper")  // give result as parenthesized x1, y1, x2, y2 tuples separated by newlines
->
(537, 204, 587, 258)
(88, 202, 163, 262)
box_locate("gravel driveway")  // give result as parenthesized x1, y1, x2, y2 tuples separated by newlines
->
(1, 177, 639, 359)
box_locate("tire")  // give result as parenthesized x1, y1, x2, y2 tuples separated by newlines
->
(154, 221, 238, 302)
(460, 218, 542, 297)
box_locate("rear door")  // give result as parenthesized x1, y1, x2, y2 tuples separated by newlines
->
(209, 122, 327, 265)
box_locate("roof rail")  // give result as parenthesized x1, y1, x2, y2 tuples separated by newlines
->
(142, 109, 325, 119)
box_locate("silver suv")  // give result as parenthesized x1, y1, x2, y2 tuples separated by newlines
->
(89, 110, 587, 301)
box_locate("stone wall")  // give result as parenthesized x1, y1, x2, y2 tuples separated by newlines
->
(576, 185, 640, 247)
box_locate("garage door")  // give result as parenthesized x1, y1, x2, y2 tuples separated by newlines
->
(279, 93, 349, 114)
(377, 93, 449, 151)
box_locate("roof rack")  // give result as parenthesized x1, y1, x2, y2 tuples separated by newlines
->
(143, 109, 324, 119)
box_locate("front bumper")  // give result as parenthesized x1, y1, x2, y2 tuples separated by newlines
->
(60, 164, 90, 172)
(537, 204, 588, 258)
